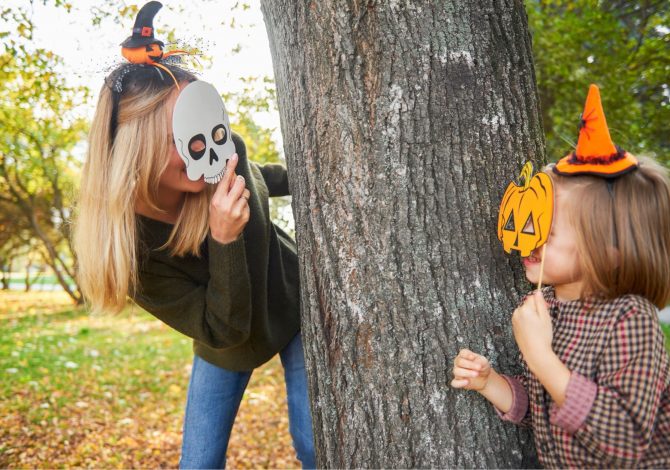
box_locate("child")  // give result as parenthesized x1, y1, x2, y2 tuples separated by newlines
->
(451, 85, 670, 468)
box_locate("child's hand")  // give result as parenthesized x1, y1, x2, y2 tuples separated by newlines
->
(451, 349, 491, 391)
(512, 290, 554, 371)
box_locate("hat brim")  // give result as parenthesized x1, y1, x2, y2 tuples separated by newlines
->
(120, 36, 164, 48)
(553, 151, 639, 178)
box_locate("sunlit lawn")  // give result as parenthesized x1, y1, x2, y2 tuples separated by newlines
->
(0, 291, 299, 469)
(2, 291, 670, 469)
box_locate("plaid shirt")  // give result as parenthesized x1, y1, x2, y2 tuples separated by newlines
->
(498, 287, 670, 468)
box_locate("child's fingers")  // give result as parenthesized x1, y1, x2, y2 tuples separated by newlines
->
(474, 355, 490, 369)
(533, 290, 549, 317)
(450, 378, 470, 388)
(453, 366, 480, 379)
(455, 356, 482, 371)
(457, 348, 480, 361)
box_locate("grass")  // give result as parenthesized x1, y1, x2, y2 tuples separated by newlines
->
(0, 291, 299, 469)
(2, 291, 669, 468)
(662, 323, 670, 352)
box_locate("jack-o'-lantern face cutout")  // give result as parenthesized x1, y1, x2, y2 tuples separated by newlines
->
(497, 162, 554, 257)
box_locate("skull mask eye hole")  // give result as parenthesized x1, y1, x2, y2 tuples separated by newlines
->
(212, 124, 227, 145)
(188, 134, 207, 160)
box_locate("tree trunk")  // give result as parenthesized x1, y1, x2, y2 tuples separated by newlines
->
(1, 256, 12, 290)
(262, 1, 543, 467)
(24, 254, 33, 292)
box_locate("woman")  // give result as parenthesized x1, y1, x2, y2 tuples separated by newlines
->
(73, 61, 315, 468)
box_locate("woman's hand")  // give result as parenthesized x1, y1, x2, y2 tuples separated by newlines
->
(209, 154, 251, 245)
(451, 348, 492, 391)
(512, 290, 553, 371)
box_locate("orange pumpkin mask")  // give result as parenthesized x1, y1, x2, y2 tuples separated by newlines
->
(497, 162, 554, 257)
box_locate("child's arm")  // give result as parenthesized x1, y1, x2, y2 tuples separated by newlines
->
(516, 292, 668, 466)
(549, 303, 668, 467)
(452, 349, 521, 418)
(511, 290, 571, 406)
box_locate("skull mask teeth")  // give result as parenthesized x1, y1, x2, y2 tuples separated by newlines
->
(172, 81, 236, 184)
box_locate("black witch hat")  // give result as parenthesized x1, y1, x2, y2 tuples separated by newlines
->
(120, 1, 165, 48)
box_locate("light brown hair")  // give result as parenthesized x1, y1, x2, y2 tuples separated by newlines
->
(548, 157, 670, 308)
(73, 65, 213, 313)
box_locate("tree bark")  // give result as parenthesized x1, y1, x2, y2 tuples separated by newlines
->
(262, 1, 543, 467)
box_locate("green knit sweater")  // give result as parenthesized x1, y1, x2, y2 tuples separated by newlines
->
(133, 134, 301, 371)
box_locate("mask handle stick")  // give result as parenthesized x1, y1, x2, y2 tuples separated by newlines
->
(536, 244, 547, 291)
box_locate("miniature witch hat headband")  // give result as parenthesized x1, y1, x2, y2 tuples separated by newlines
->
(118, 1, 188, 89)
(553, 84, 639, 178)
(106, 1, 189, 140)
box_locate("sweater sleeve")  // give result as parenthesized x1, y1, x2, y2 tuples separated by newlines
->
(133, 235, 253, 349)
(257, 162, 290, 197)
(550, 302, 667, 467)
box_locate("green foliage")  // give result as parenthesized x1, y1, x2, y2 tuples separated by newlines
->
(527, 0, 669, 165)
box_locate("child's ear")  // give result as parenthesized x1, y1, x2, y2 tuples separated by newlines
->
(607, 246, 620, 270)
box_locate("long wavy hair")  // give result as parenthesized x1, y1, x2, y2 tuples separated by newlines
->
(74, 64, 213, 313)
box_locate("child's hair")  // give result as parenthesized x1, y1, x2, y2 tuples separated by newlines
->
(548, 156, 670, 308)
(73, 64, 214, 314)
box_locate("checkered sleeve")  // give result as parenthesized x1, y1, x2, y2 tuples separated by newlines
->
(558, 301, 667, 467)
(496, 374, 532, 427)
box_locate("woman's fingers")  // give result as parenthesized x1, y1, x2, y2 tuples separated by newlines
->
(214, 154, 239, 198)
(228, 175, 246, 201)
(232, 194, 250, 218)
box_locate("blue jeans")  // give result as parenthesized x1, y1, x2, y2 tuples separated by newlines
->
(179, 333, 316, 469)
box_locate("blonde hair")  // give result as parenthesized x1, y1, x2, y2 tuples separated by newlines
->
(74, 66, 213, 313)
(549, 157, 670, 308)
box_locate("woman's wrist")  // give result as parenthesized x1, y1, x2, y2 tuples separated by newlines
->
(211, 230, 242, 245)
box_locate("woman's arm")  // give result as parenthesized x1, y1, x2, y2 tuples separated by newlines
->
(134, 234, 252, 349)
(257, 162, 290, 197)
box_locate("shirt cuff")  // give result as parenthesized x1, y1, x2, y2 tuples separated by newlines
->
(550, 372, 597, 434)
(495, 375, 529, 423)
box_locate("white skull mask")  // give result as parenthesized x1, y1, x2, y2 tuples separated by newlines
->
(172, 80, 236, 184)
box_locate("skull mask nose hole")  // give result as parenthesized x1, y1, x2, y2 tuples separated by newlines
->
(210, 148, 219, 165)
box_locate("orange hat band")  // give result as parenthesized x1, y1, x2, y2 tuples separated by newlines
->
(566, 145, 625, 165)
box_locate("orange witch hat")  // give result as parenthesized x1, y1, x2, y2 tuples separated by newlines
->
(554, 84, 638, 178)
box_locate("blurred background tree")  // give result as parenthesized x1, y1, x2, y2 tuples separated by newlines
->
(0, 0, 665, 291)
(0, 4, 88, 303)
(528, 0, 669, 165)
